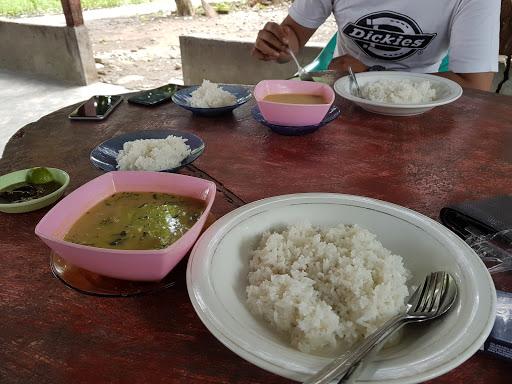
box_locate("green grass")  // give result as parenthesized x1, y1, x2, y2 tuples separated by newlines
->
(0, 0, 153, 17)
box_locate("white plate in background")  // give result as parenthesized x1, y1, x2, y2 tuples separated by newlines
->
(334, 72, 463, 116)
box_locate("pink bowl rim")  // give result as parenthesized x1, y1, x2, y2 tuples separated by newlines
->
(254, 80, 335, 106)
(35, 171, 216, 256)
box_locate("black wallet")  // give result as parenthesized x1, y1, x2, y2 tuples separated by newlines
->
(440, 195, 512, 242)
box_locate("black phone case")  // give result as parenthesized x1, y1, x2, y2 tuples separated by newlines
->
(127, 95, 171, 106)
(127, 85, 184, 107)
(69, 96, 123, 120)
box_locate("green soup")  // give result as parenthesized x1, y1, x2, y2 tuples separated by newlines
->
(64, 192, 205, 250)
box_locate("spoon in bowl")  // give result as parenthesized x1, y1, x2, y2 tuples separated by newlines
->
(348, 66, 362, 97)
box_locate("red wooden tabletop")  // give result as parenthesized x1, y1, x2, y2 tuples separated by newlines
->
(1, 90, 511, 383)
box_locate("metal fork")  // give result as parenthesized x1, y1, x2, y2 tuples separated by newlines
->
(304, 271, 458, 384)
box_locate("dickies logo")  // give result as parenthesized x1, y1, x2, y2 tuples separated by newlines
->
(342, 11, 437, 61)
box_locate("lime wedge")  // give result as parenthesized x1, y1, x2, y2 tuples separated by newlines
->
(26, 167, 54, 185)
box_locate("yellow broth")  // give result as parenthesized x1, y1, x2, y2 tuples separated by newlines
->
(263, 93, 327, 104)
(64, 192, 205, 250)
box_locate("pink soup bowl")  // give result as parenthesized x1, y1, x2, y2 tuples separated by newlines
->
(35, 171, 216, 281)
(254, 79, 335, 127)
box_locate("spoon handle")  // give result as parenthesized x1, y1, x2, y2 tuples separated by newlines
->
(303, 314, 405, 384)
(288, 48, 304, 74)
(348, 66, 362, 97)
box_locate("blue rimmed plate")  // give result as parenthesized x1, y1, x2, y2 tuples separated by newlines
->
(90, 130, 205, 172)
(172, 85, 252, 116)
(251, 105, 341, 136)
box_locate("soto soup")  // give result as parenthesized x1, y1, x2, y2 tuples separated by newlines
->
(64, 192, 204, 250)
(263, 93, 327, 105)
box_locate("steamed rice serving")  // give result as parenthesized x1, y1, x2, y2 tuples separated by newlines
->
(246, 222, 410, 353)
(116, 135, 191, 171)
(361, 79, 436, 104)
(189, 80, 236, 108)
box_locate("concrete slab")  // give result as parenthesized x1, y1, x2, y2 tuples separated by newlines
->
(180, 35, 323, 85)
(0, 70, 129, 158)
(0, 22, 97, 85)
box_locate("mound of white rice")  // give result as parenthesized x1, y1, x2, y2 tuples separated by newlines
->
(116, 135, 191, 171)
(246, 222, 410, 353)
(361, 79, 436, 104)
(189, 80, 237, 108)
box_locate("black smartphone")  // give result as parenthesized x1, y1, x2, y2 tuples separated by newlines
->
(127, 84, 182, 106)
(69, 95, 123, 120)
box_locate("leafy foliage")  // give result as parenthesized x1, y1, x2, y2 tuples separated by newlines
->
(0, 0, 151, 17)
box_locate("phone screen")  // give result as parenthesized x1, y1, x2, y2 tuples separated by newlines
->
(69, 95, 123, 119)
(128, 84, 180, 106)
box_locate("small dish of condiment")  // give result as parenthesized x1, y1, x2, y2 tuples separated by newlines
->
(0, 167, 69, 213)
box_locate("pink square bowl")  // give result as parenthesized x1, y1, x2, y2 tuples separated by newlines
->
(35, 171, 216, 281)
(254, 79, 335, 126)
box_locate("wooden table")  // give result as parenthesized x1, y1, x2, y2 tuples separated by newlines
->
(1, 90, 511, 384)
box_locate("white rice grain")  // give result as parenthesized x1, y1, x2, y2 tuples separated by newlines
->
(361, 79, 436, 104)
(189, 80, 236, 108)
(246, 222, 410, 353)
(116, 135, 191, 171)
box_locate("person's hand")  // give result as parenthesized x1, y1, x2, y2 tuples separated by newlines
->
(328, 54, 368, 73)
(252, 22, 296, 62)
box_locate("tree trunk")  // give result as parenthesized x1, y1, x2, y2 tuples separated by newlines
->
(201, 0, 218, 18)
(60, 0, 84, 27)
(176, 0, 194, 16)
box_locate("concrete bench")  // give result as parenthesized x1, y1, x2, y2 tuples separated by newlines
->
(0, 20, 96, 85)
(180, 35, 323, 85)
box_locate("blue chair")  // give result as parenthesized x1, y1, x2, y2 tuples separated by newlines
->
(438, 54, 450, 72)
(303, 34, 338, 73)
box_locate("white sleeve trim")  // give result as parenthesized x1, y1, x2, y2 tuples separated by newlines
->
(449, 60, 499, 74)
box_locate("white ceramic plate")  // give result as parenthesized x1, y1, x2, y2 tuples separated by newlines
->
(187, 194, 495, 383)
(333, 72, 463, 116)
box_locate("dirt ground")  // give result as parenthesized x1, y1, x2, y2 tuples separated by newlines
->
(88, 3, 337, 89)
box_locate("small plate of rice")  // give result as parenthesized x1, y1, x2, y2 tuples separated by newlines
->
(187, 193, 495, 384)
(172, 80, 252, 116)
(90, 129, 205, 172)
(334, 72, 463, 116)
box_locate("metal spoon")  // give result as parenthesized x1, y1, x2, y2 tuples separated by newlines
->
(288, 48, 313, 81)
(348, 66, 362, 97)
(304, 271, 458, 384)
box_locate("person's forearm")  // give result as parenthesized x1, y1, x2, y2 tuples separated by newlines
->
(280, 15, 316, 55)
(432, 71, 494, 91)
